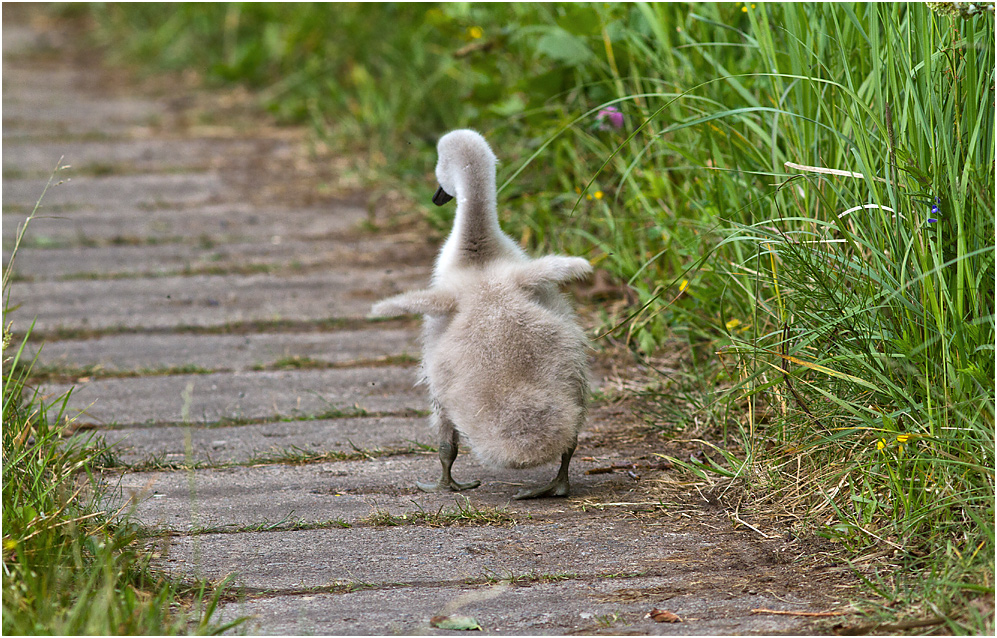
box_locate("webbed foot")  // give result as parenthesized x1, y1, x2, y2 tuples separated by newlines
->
(417, 477, 482, 493)
(513, 476, 569, 499)
(419, 437, 480, 492)
(513, 446, 574, 500)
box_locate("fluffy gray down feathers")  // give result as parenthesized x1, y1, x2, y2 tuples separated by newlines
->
(371, 129, 591, 469)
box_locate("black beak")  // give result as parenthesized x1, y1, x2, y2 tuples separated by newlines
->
(432, 186, 454, 206)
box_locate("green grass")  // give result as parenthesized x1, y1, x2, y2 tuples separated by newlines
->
(151, 516, 353, 537)
(101, 442, 423, 473)
(250, 353, 418, 372)
(26, 352, 417, 384)
(14, 315, 414, 344)
(28, 362, 215, 384)
(2, 172, 241, 634)
(479, 569, 579, 586)
(69, 2, 997, 632)
(363, 497, 519, 528)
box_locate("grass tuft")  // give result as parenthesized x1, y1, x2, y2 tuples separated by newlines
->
(364, 497, 519, 528)
(2, 166, 240, 634)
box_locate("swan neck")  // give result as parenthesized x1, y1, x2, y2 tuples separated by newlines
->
(452, 170, 498, 231)
(454, 170, 496, 210)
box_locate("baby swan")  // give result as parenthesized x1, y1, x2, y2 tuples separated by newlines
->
(371, 129, 591, 499)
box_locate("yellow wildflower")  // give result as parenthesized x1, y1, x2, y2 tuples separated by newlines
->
(725, 318, 741, 330)
(679, 279, 689, 293)
(468, 26, 484, 39)
(877, 439, 886, 451)
(594, 191, 604, 200)
(896, 434, 910, 443)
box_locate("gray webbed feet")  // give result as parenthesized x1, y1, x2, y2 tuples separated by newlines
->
(513, 477, 570, 500)
(419, 437, 480, 492)
(416, 477, 482, 493)
(513, 447, 574, 499)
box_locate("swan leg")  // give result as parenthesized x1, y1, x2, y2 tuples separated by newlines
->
(514, 445, 575, 500)
(417, 412, 481, 493)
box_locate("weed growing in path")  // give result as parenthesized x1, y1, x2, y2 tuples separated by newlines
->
(365, 497, 518, 528)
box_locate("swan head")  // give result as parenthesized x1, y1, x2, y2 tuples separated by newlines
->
(433, 129, 497, 207)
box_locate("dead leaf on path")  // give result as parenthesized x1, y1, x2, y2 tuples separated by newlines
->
(646, 609, 682, 623)
(430, 615, 483, 631)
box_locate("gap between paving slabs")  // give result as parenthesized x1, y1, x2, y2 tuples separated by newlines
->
(3, 11, 859, 635)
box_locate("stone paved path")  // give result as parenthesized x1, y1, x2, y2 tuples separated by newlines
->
(3, 9, 852, 635)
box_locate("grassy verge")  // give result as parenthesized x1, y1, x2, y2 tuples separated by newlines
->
(2, 172, 239, 634)
(77, 2, 995, 632)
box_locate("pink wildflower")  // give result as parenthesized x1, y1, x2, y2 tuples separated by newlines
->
(596, 106, 624, 130)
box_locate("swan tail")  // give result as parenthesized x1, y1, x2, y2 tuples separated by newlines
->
(466, 403, 583, 469)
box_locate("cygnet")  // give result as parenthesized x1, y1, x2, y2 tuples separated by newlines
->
(371, 129, 591, 499)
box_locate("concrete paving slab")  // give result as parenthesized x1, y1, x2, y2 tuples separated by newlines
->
(95, 415, 432, 467)
(1, 126, 126, 142)
(2, 93, 164, 132)
(2, 202, 371, 247)
(46, 365, 424, 425)
(2, 63, 108, 93)
(2, 137, 261, 175)
(28, 329, 418, 373)
(7, 236, 431, 280)
(10, 267, 429, 333)
(156, 518, 697, 591)
(3, 59, 165, 139)
(1, 22, 46, 55)
(2, 172, 227, 209)
(215, 576, 829, 636)
(105, 457, 638, 534)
